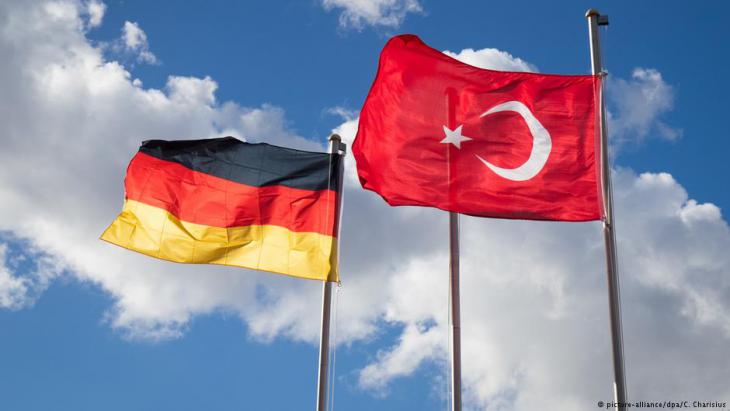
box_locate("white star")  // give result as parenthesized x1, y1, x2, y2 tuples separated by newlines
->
(440, 125, 472, 149)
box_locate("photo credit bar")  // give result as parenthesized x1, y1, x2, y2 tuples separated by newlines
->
(596, 400, 728, 409)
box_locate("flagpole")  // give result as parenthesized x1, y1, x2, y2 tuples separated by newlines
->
(449, 211, 462, 411)
(586, 9, 628, 411)
(316, 134, 346, 411)
(316, 281, 333, 411)
(446, 89, 463, 411)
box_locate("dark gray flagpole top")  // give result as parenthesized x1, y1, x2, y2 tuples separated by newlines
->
(329, 133, 346, 154)
(586, 8, 609, 25)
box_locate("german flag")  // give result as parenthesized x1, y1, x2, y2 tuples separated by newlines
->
(101, 137, 342, 282)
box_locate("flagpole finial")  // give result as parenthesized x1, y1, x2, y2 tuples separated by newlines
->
(329, 134, 346, 155)
(586, 9, 609, 26)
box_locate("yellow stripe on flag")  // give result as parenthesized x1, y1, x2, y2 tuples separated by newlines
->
(101, 199, 338, 281)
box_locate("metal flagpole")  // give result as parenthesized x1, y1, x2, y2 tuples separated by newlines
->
(449, 211, 462, 411)
(316, 134, 346, 411)
(316, 281, 334, 411)
(586, 9, 628, 411)
(446, 89, 462, 411)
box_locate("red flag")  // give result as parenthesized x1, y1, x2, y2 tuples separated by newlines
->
(352, 35, 603, 221)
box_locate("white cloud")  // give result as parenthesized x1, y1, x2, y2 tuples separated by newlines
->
(166, 75, 217, 105)
(122, 21, 145, 49)
(443, 48, 537, 73)
(120, 20, 158, 64)
(326, 105, 358, 121)
(86, 0, 105, 28)
(358, 255, 449, 392)
(0, 244, 28, 309)
(0, 237, 65, 310)
(0, 1, 728, 409)
(608, 68, 682, 147)
(322, 0, 422, 30)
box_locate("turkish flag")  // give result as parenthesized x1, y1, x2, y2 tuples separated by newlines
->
(352, 35, 603, 221)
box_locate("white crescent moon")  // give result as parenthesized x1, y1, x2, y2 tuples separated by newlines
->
(475, 100, 552, 182)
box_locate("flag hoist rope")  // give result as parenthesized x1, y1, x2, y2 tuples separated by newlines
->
(586, 9, 629, 411)
(316, 134, 346, 411)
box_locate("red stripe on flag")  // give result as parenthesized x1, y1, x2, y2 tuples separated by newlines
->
(125, 152, 338, 236)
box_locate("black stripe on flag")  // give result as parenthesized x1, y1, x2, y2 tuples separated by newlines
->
(139, 137, 340, 191)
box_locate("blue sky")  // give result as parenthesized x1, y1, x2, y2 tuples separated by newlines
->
(1, 1, 729, 410)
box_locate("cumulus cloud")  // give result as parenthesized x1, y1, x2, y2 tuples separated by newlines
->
(321, 0, 422, 30)
(0, 235, 65, 310)
(122, 21, 146, 49)
(0, 244, 27, 309)
(85, 0, 105, 28)
(357, 255, 449, 392)
(1, 1, 728, 409)
(325, 105, 358, 121)
(607, 68, 682, 148)
(121, 20, 158, 64)
(443, 48, 537, 72)
(341, 167, 730, 409)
